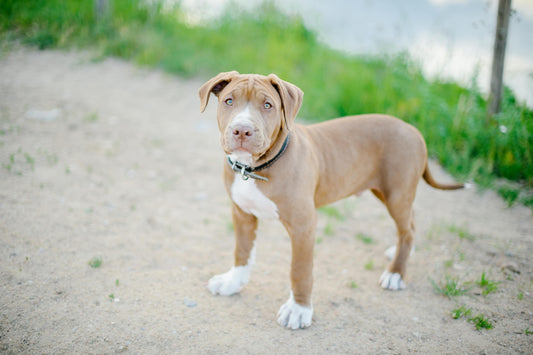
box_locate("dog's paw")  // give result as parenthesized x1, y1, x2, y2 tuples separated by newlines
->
(277, 292, 313, 330)
(379, 271, 406, 291)
(208, 266, 250, 296)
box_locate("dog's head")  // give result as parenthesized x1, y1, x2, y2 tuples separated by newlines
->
(199, 71, 303, 164)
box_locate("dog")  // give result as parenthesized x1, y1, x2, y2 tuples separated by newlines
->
(198, 71, 465, 329)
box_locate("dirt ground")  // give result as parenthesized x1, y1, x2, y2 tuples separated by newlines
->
(0, 48, 532, 354)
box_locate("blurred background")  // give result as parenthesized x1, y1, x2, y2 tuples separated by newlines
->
(0, 0, 531, 208)
(183, 0, 533, 107)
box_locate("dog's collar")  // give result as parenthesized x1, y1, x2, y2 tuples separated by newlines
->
(227, 133, 290, 182)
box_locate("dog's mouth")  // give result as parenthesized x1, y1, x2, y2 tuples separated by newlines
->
(229, 149, 253, 166)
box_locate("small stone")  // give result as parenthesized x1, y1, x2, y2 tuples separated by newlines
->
(184, 297, 197, 308)
(26, 108, 61, 121)
(501, 261, 520, 274)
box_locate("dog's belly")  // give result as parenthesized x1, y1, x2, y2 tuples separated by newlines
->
(230, 175, 279, 219)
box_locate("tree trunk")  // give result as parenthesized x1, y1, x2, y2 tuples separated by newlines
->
(94, 0, 111, 21)
(488, 0, 512, 119)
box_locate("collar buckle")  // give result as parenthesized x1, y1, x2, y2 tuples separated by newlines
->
(227, 133, 290, 182)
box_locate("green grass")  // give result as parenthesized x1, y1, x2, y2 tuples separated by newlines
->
(88, 256, 102, 268)
(364, 259, 375, 271)
(451, 305, 493, 331)
(318, 206, 345, 221)
(355, 233, 376, 245)
(323, 222, 336, 236)
(1, 0, 532, 208)
(447, 225, 478, 241)
(468, 314, 493, 330)
(451, 305, 472, 319)
(430, 275, 470, 298)
(347, 281, 358, 289)
(477, 271, 499, 295)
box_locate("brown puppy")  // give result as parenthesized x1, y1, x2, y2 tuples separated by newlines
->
(199, 71, 464, 329)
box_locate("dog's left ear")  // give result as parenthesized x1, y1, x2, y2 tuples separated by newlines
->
(268, 74, 303, 129)
(199, 71, 240, 113)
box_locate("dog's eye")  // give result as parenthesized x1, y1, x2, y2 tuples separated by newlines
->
(264, 102, 272, 110)
(225, 98, 233, 106)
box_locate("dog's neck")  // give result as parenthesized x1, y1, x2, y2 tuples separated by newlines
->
(254, 128, 290, 169)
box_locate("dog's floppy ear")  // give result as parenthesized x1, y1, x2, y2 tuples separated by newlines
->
(199, 71, 240, 113)
(268, 74, 304, 129)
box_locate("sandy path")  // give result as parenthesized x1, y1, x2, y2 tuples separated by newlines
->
(0, 48, 531, 354)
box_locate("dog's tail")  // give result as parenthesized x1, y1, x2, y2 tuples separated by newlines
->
(422, 163, 466, 190)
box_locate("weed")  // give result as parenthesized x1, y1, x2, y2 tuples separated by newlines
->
(24, 153, 34, 170)
(88, 256, 102, 268)
(447, 225, 477, 241)
(364, 259, 374, 271)
(468, 314, 493, 330)
(477, 272, 499, 295)
(451, 305, 472, 319)
(315, 237, 323, 244)
(46, 153, 58, 165)
(115, 279, 120, 286)
(426, 223, 444, 241)
(517, 291, 524, 300)
(429, 275, 470, 298)
(108, 293, 115, 302)
(85, 112, 99, 122)
(318, 205, 345, 221)
(525, 328, 533, 335)
(356, 233, 375, 245)
(347, 281, 358, 289)
(323, 222, 335, 236)
(226, 221, 234, 232)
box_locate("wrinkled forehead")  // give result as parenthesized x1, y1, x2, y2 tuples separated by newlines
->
(223, 75, 281, 102)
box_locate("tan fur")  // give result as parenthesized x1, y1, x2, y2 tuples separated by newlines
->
(199, 71, 464, 309)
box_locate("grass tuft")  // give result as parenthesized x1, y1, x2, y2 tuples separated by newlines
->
(430, 275, 470, 298)
(447, 225, 478, 241)
(355, 233, 375, 245)
(477, 271, 499, 295)
(451, 305, 472, 319)
(318, 205, 345, 221)
(364, 259, 374, 271)
(468, 314, 493, 330)
(88, 256, 102, 268)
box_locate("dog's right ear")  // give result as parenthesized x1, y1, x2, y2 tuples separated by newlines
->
(199, 71, 240, 113)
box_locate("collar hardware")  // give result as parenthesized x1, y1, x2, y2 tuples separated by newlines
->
(227, 133, 290, 182)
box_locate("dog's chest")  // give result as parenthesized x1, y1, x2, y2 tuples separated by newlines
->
(230, 175, 279, 219)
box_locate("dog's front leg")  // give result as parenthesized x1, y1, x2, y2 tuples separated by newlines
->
(277, 210, 316, 329)
(208, 204, 258, 296)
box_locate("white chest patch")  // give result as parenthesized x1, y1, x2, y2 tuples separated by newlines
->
(231, 175, 279, 219)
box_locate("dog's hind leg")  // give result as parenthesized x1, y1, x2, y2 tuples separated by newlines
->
(208, 203, 258, 296)
(378, 191, 416, 290)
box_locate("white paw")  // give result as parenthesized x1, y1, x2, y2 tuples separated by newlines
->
(384, 245, 415, 261)
(208, 265, 251, 296)
(379, 271, 406, 290)
(277, 292, 313, 330)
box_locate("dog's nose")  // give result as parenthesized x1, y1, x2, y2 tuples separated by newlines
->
(231, 123, 254, 139)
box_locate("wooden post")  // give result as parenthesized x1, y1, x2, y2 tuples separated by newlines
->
(488, 0, 512, 119)
(94, 0, 111, 21)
